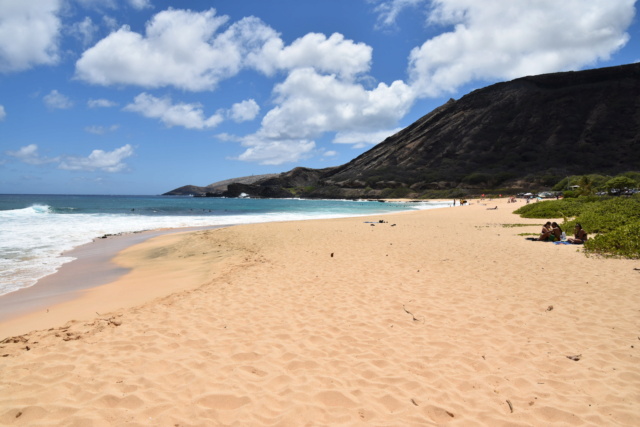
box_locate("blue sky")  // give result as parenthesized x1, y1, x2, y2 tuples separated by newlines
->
(1, 0, 638, 195)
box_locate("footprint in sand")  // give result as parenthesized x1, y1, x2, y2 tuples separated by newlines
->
(314, 391, 357, 408)
(196, 394, 251, 410)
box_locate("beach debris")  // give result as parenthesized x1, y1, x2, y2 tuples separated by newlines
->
(411, 398, 419, 406)
(402, 304, 422, 322)
(506, 399, 513, 413)
(63, 332, 82, 341)
(566, 354, 582, 361)
(330, 252, 334, 257)
(546, 305, 554, 312)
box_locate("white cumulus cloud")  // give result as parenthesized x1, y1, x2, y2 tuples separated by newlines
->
(7, 143, 134, 172)
(264, 68, 414, 138)
(69, 16, 98, 47)
(247, 32, 372, 80)
(6, 144, 59, 165)
(85, 124, 120, 135)
(0, 0, 62, 72)
(372, 0, 426, 29)
(237, 136, 316, 166)
(43, 90, 73, 109)
(74, 8, 376, 93)
(58, 144, 134, 172)
(128, 0, 152, 10)
(75, 9, 278, 91)
(408, 0, 636, 96)
(88, 98, 118, 108)
(229, 99, 260, 122)
(124, 93, 223, 129)
(0, 105, 5, 121)
(235, 68, 415, 164)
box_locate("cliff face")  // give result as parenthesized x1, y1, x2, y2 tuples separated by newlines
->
(322, 63, 640, 190)
(166, 63, 640, 198)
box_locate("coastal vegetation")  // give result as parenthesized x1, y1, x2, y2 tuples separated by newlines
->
(514, 175, 640, 259)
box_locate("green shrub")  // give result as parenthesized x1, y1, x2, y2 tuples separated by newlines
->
(584, 220, 640, 259)
(573, 198, 640, 233)
(515, 197, 640, 259)
(513, 199, 590, 219)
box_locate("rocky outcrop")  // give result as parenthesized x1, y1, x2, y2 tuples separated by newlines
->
(163, 174, 281, 196)
(222, 183, 293, 198)
(163, 185, 209, 196)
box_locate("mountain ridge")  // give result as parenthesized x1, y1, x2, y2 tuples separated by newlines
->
(165, 63, 640, 198)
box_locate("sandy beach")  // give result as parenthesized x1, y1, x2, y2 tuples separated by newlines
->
(1, 198, 638, 426)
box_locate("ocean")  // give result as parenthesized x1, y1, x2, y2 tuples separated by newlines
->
(0, 194, 450, 296)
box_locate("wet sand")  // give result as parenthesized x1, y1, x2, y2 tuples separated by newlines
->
(0, 227, 222, 332)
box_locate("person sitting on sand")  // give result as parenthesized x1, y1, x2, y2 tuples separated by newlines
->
(538, 221, 552, 241)
(551, 222, 563, 241)
(567, 223, 588, 244)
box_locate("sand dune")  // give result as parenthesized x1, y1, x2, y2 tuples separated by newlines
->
(1, 199, 639, 426)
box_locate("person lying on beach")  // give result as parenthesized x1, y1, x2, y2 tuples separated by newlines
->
(551, 222, 563, 241)
(538, 221, 552, 241)
(567, 223, 588, 244)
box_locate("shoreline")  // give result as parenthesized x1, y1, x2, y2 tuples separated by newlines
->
(1, 198, 638, 425)
(0, 199, 451, 333)
(0, 226, 226, 333)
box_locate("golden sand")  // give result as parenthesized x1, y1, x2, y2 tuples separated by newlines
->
(1, 199, 638, 426)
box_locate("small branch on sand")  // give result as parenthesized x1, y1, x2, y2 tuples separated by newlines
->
(506, 399, 513, 413)
(402, 304, 423, 323)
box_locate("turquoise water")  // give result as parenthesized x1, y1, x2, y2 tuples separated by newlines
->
(0, 194, 449, 295)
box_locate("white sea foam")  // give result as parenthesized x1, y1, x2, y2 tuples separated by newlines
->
(0, 207, 355, 295)
(0, 199, 450, 296)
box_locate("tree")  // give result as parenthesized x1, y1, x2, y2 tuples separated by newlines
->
(604, 176, 637, 195)
(576, 175, 595, 196)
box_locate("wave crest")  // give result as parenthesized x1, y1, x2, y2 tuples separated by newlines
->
(1, 204, 53, 216)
